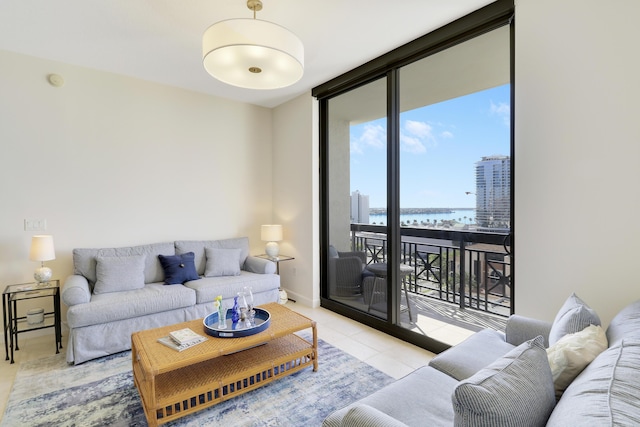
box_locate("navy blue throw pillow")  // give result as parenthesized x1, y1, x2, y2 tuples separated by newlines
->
(158, 252, 200, 285)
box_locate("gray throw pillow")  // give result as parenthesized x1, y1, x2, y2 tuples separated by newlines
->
(452, 335, 556, 427)
(549, 293, 601, 345)
(204, 247, 242, 277)
(93, 254, 146, 294)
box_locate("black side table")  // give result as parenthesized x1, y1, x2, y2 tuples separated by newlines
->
(255, 254, 296, 303)
(3, 280, 62, 364)
(255, 254, 294, 275)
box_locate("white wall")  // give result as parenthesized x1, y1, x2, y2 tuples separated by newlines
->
(272, 94, 320, 307)
(515, 0, 640, 325)
(0, 51, 274, 309)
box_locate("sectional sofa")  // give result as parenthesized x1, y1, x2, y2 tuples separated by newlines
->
(61, 237, 279, 364)
(324, 294, 640, 426)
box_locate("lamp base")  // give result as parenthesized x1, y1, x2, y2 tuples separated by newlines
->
(34, 266, 52, 283)
(265, 242, 279, 258)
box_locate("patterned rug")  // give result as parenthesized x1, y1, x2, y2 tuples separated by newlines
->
(1, 335, 394, 427)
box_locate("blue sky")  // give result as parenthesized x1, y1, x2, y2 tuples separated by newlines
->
(350, 84, 510, 208)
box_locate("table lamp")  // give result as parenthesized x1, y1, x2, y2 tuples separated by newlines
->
(261, 225, 282, 258)
(29, 235, 55, 283)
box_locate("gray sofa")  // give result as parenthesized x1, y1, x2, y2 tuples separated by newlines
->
(61, 237, 280, 364)
(324, 294, 640, 426)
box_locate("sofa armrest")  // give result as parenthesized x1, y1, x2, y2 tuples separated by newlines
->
(505, 314, 552, 347)
(243, 256, 276, 274)
(61, 275, 91, 306)
(341, 404, 409, 427)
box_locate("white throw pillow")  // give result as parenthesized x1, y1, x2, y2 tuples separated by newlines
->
(94, 254, 146, 294)
(547, 324, 608, 400)
(204, 247, 241, 277)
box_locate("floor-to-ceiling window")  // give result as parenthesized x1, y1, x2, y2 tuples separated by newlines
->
(315, 0, 514, 353)
(325, 77, 389, 319)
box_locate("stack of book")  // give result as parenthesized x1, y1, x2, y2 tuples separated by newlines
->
(158, 327, 207, 351)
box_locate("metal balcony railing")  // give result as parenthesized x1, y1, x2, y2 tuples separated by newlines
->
(349, 224, 513, 317)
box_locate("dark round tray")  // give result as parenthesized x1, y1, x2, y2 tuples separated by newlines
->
(203, 308, 271, 338)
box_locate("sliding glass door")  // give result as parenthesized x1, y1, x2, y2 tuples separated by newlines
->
(396, 26, 511, 338)
(326, 77, 389, 320)
(316, 0, 514, 353)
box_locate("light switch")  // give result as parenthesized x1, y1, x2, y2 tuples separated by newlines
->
(24, 219, 47, 231)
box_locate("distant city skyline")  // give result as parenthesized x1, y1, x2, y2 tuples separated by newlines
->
(349, 84, 510, 208)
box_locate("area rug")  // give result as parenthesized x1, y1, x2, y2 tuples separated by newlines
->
(1, 335, 394, 427)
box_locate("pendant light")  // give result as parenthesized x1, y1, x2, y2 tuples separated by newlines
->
(202, 0, 304, 90)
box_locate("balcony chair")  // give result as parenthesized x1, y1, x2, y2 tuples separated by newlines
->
(328, 245, 372, 298)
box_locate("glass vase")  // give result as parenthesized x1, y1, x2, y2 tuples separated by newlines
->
(244, 286, 255, 326)
(218, 307, 228, 329)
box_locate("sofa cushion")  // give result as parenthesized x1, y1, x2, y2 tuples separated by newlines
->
(606, 299, 640, 347)
(158, 252, 200, 285)
(93, 254, 146, 294)
(66, 283, 196, 328)
(341, 405, 409, 427)
(547, 340, 640, 426)
(204, 247, 241, 277)
(549, 293, 601, 345)
(547, 324, 608, 400)
(183, 272, 279, 305)
(429, 329, 515, 381)
(452, 335, 556, 427)
(323, 366, 456, 427)
(175, 238, 249, 276)
(73, 242, 175, 286)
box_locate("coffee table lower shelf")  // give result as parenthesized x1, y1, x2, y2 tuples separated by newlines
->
(133, 334, 315, 426)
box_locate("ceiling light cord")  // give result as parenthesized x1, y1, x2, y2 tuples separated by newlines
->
(248, 0, 262, 19)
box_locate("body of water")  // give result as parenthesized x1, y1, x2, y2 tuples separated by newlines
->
(369, 209, 476, 225)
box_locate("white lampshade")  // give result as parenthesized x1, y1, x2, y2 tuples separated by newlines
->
(29, 235, 55, 261)
(261, 225, 283, 242)
(29, 235, 55, 283)
(261, 224, 283, 258)
(202, 17, 303, 90)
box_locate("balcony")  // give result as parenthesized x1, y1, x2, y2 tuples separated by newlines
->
(346, 223, 511, 344)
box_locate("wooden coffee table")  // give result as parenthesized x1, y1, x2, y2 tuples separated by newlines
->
(131, 303, 317, 426)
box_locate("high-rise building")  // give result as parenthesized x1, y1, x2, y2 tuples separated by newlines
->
(474, 155, 510, 229)
(350, 190, 370, 224)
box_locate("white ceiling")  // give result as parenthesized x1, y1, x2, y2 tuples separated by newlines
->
(0, 0, 494, 108)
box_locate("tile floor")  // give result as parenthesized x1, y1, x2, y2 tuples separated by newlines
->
(0, 303, 443, 420)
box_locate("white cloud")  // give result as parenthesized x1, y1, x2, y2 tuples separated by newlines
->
(399, 119, 434, 153)
(352, 119, 451, 155)
(400, 134, 427, 154)
(490, 101, 510, 126)
(351, 123, 386, 154)
(405, 120, 433, 139)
